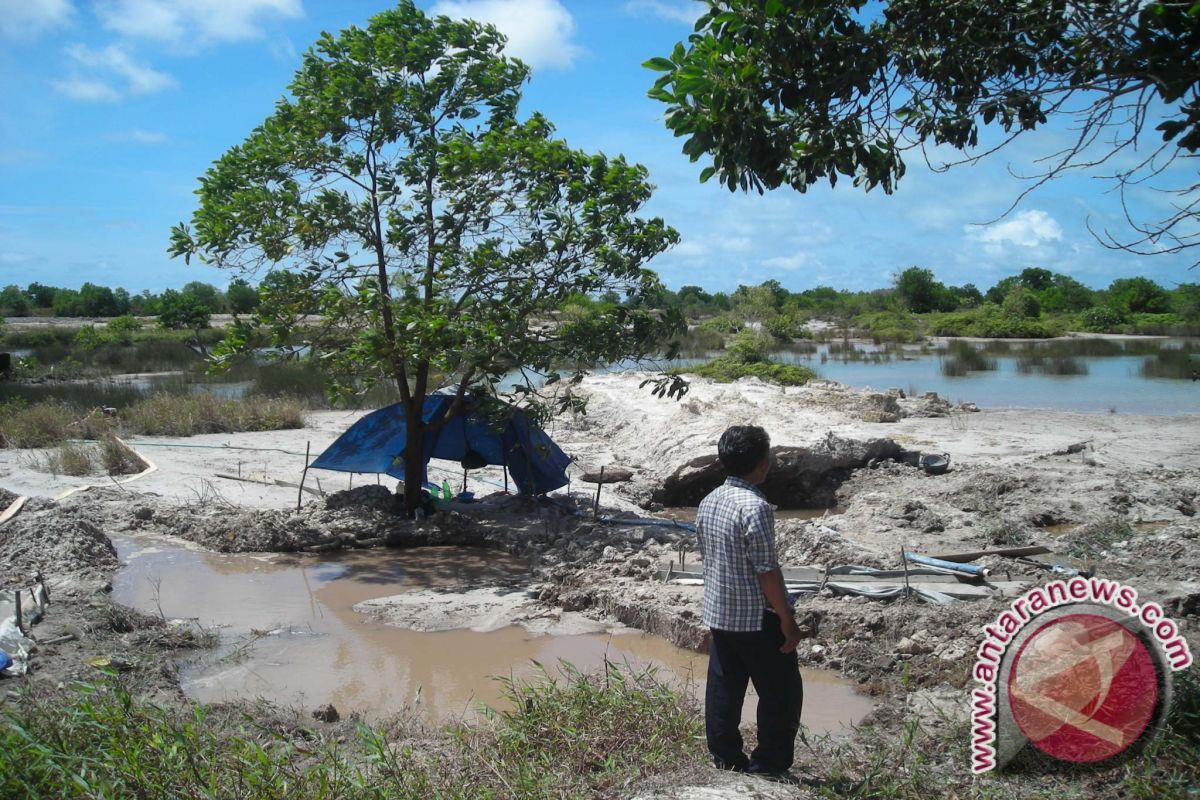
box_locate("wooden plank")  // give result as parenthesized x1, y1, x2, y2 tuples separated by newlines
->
(932, 545, 1053, 563)
(0, 495, 27, 526)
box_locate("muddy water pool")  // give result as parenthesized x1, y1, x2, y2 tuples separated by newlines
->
(111, 536, 873, 733)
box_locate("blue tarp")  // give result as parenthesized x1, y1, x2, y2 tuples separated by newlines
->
(310, 394, 572, 495)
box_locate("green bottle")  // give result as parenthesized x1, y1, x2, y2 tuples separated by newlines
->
(442, 480, 452, 501)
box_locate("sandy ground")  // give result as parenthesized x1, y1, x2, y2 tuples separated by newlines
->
(3, 372, 1199, 798)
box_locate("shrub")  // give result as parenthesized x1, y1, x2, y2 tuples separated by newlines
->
(0, 400, 76, 448)
(724, 329, 774, 363)
(104, 315, 144, 345)
(671, 356, 816, 386)
(99, 435, 146, 475)
(43, 441, 96, 476)
(1079, 305, 1126, 332)
(72, 325, 105, 350)
(120, 393, 305, 436)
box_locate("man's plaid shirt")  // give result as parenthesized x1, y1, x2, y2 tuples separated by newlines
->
(696, 476, 779, 632)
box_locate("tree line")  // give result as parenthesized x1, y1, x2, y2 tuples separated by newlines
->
(0, 279, 260, 327)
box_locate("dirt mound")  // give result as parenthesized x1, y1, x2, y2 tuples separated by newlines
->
(0, 487, 18, 510)
(0, 499, 117, 582)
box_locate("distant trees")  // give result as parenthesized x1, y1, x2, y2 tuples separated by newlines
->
(0, 280, 259, 320)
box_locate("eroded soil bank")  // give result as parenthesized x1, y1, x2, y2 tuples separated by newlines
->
(2, 372, 1199, 798)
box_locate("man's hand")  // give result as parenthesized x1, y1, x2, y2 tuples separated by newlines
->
(756, 567, 802, 653)
(779, 614, 802, 654)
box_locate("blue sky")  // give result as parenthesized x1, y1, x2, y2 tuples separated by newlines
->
(1, 0, 1196, 296)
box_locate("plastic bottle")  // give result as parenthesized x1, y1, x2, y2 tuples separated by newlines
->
(442, 480, 453, 501)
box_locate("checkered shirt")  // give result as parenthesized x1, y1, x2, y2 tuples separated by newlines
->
(696, 476, 779, 632)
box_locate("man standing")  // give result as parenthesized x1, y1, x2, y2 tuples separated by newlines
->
(696, 425, 803, 777)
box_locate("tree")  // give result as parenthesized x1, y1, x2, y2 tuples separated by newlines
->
(226, 278, 260, 314)
(170, 2, 680, 514)
(648, 1, 1200, 264)
(79, 283, 121, 317)
(0, 285, 29, 316)
(157, 289, 211, 330)
(1105, 276, 1171, 313)
(25, 283, 57, 309)
(182, 281, 225, 314)
(894, 267, 940, 313)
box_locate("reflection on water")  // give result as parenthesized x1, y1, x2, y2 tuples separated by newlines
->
(111, 538, 873, 732)
(13, 334, 1193, 414)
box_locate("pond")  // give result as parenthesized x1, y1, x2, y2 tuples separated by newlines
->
(6, 336, 1197, 415)
(603, 337, 1200, 415)
(111, 537, 874, 733)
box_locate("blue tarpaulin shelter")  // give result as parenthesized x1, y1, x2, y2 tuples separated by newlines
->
(310, 394, 572, 495)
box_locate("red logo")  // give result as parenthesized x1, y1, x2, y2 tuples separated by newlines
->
(1007, 613, 1158, 763)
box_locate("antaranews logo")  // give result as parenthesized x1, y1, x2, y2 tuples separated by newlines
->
(971, 576, 1193, 773)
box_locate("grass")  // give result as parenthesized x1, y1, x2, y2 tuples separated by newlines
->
(42, 439, 97, 476)
(120, 393, 305, 436)
(1064, 516, 1133, 559)
(984, 516, 1031, 546)
(0, 661, 702, 800)
(0, 394, 305, 449)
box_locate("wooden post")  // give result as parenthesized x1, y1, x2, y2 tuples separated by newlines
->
(14, 589, 22, 634)
(592, 466, 605, 519)
(900, 545, 912, 601)
(297, 441, 311, 513)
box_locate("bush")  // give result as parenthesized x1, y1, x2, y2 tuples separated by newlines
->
(99, 435, 146, 475)
(104, 315, 144, 345)
(0, 400, 77, 448)
(852, 310, 919, 342)
(42, 441, 96, 476)
(1079, 305, 1126, 332)
(120, 393, 306, 436)
(73, 325, 105, 350)
(724, 329, 774, 363)
(671, 356, 816, 386)
(925, 305, 1065, 338)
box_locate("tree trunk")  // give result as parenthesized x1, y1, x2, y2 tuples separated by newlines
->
(402, 399, 426, 517)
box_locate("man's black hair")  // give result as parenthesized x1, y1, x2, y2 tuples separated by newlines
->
(717, 425, 770, 477)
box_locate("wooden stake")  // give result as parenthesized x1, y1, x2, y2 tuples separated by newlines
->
(297, 441, 311, 513)
(592, 465, 605, 519)
(14, 589, 22, 634)
(900, 546, 912, 601)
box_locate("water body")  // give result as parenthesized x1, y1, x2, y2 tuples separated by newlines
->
(9, 336, 1195, 415)
(604, 337, 1200, 416)
(111, 538, 873, 733)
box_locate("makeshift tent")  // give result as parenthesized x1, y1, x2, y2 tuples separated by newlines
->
(310, 395, 572, 495)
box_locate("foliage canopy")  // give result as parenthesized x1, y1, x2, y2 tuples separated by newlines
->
(170, 1, 680, 510)
(648, 0, 1200, 263)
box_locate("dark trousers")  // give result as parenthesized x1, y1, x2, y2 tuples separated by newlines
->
(705, 611, 803, 773)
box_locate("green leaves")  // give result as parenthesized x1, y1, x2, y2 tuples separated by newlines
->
(642, 57, 674, 72)
(172, 0, 682, 508)
(642, 0, 1200, 265)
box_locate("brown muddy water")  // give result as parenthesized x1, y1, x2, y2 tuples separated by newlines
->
(111, 537, 873, 733)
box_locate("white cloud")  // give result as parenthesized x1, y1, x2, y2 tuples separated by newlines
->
(0, 0, 73, 39)
(967, 209, 1063, 248)
(53, 43, 175, 101)
(51, 77, 123, 102)
(431, 0, 583, 70)
(105, 128, 169, 144)
(761, 252, 817, 272)
(94, 0, 302, 47)
(0, 251, 38, 265)
(623, 0, 702, 25)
